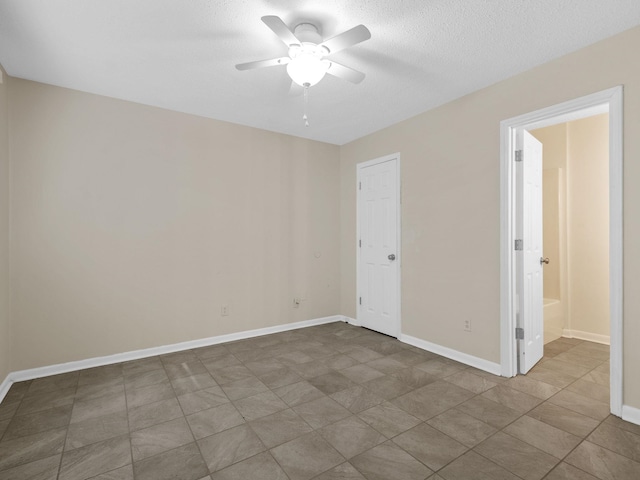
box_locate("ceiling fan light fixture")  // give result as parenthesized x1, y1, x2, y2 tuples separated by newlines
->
(286, 53, 330, 87)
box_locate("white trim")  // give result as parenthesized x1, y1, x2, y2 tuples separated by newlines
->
(399, 334, 502, 376)
(622, 405, 640, 426)
(356, 153, 402, 338)
(0, 375, 11, 401)
(343, 316, 361, 327)
(562, 330, 610, 345)
(0, 315, 344, 403)
(500, 86, 624, 416)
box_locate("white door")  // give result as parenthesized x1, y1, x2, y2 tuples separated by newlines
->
(517, 130, 544, 373)
(357, 155, 400, 337)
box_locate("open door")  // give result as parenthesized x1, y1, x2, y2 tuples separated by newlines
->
(517, 130, 544, 373)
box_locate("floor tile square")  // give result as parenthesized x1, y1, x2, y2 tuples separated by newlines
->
(3, 405, 72, 441)
(391, 380, 474, 420)
(389, 367, 438, 389)
(587, 422, 640, 462)
(133, 442, 208, 480)
(128, 398, 183, 432)
(330, 386, 384, 413)
(455, 396, 521, 429)
(357, 401, 421, 438)
(438, 451, 519, 480)
(474, 431, 559, 480)
(125, 380, 175, 409)
(186, 403, 245, 440)
(178, 387, 230, 416)
(65, 411, 129, 451)
(481, 385, 542, 413)
(319, 416, 385, 459)
(170, 373, 217, 396)
(360, 375, 413, 400)
(527, 402, 600, 438)
(270, 432, 344, 480)
(248, 408, 313, 448)
(313, 462, 366, 480)
(221, 376, 268, 401)
(393, 423, 467, 471)
(503, 415, 581, 458)
(350, 441, 432, 480)
(258, 368, 303, 389)
(58, 434, 131, 480)
(0, 428, 66, 472)
(273, 381, 325, 407)
(292, 397, 351, 429)
(131, 417, 194, 461)
(565, 441, 640, 479)
(209, 451, 288, 480)
(548, 390, 610, 421)
(0, 453, 61, 480)
(233, 391, 288, 422)
(339, 364, 385, 384)
(197, 424, 265, 472)
(427, 409, 497, 447)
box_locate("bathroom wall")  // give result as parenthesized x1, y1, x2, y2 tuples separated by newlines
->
(531, 113, 610, 343)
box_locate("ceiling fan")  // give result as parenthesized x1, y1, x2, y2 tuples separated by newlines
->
(236, 16, 371, 88)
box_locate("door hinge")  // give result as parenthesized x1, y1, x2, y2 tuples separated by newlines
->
(515, 327, 524, 340)
(515, 150, 523, 162)
(359, 239, 361, 247)
(514, 239, 523, 251)
(359, 182, 362, 190)
(359, 297, 362, 305)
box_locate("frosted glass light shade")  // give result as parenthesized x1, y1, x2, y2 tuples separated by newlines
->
(286, 54, 329, 87)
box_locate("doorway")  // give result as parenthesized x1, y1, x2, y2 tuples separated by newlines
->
(530, 114, 611, 348)
(500, 87, 623, 416)
(356, 153, 401, 337)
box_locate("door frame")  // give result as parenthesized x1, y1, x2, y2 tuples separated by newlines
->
(499, 86, 623, 416)
(356, 153, 402, 337)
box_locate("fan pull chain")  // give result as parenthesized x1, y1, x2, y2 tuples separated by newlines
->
(303, 85, 310, 127)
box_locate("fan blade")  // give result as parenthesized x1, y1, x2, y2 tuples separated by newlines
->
(236, 57, 290, 71)
(261, 15, 300, 47)
(320, 25, 371, 54)
(327, 62, 365, 84)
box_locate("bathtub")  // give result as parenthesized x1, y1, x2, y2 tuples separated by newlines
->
(544, 297, 563, 344)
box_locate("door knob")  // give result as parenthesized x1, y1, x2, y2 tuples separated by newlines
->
(540, 257, 550, 265)
(388, 254, 396, 261)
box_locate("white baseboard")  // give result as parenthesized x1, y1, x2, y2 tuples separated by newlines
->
(562, 329, 610, 345)
(0, 315, 345, 403)
(399, 334, 502, 376)
(343, 316, 361, 327)
(622, 405, 640, 426)
(0, 375, 11, 402)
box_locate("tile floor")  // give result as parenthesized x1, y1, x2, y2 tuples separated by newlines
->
(0, 322, 639, 480)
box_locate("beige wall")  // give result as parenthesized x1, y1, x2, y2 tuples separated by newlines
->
(533, 123, 567, 343)
(340, 26, 640, 409)
(533, 115, 610, 342)
(567, 114, 610, 337)
(533, 123, 567, 301)
(9, 79, 341, 370)
(0, 65, 11, 381)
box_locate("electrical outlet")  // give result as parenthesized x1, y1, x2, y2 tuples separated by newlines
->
(221, 305, 229, 316)
(293, 298, 301, 308)
(463, 320, 471, 332)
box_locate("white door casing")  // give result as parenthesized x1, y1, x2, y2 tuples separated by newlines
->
(357, 154, 401, 337)
(500, 86, 623, 417)
(517, 130, 544, 373)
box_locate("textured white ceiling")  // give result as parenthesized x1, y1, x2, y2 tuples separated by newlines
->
(1, 1, 639, 145)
